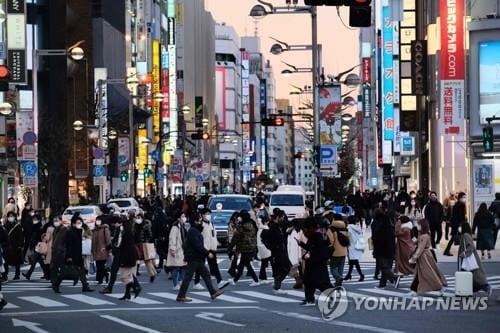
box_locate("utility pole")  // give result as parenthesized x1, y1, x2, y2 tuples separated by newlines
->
(311, 5, 321, 208)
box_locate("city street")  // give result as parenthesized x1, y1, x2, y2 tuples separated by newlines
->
(0, 257, 499, 333)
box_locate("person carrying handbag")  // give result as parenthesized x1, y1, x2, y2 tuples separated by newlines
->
(458, 222, 491, 295)
(133, 212, 157, 282)
(23, 214, 49, 280)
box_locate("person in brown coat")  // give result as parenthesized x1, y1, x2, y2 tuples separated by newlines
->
(327, 219, 350, 287)
(92, 216, 111, 284)
(394, 216, 416, 287)
(409, 219, 447, 295)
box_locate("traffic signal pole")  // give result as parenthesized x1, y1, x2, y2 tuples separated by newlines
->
(311, 5, 321, 209)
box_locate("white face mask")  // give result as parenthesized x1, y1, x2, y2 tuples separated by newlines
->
(237, 217, 242, 222)
(7, 217, 15, 222)
(416, 224, 422, 231)
(461, 198, 466, 203)
(30, 211, 35, 216)
(410, 201, 416, 206)
(33, 219, 40, 224)
(135, 218, 143, 224)
(181, 216, 187, 223)
(75, 223, 83, 229)
(205, 215, 211, 222)
(53, 221, 61, 227)
(95, 220, 102, 226)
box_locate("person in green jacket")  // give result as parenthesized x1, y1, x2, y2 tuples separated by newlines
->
(229, 211, 259, 286)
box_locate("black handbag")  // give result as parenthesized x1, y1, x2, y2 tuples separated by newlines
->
(59, 264, 80, 281)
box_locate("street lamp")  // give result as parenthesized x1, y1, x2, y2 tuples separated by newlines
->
(281, 61, 313, 75)
(180, 104, 191, 115)
(342, 113, 353, 122)
(0, 102, 12, 116)
(72, 120, 85, 131)
(108, 129, 118, 140)
(68, 46, 85, 61)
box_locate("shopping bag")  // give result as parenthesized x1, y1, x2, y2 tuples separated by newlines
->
(82, 239, 92, 256)
(355, 237, 366, 251)
(60, 264, 80, 281)
(142, 243, 157, 260)
(35, 241, 48, 255)
(368, 237, 373, 251)
(461, 254, 479, 271)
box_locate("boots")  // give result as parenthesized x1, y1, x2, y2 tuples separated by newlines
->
(100, 286, 112, 294)
(119, 283, 133, 300)
(132, 276, 142, 298)
(82, 284, 94, 292)
(343, 274, 352, 281)
(22, 272, 31, 280)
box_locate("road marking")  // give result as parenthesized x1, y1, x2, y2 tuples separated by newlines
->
(106, 294, 164, 304)
(12, 319, 51, 333)
(100, 315, 163, 333)
(360, 288, 435, 301)
(270, 310, 405, 333)
(62, 294, 115, 305)
(18, 296, 68, 307)
(4, 302, 19, 309)
(195, 312, 245, 327)
(191, 292, 257, 303)
(232, 291, 300, 303)
(149, 292, 208, 303)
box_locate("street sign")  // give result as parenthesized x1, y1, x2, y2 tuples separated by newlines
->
(23, 161, 37, 176)
(23, 176, 37, 187)
(93, 176, 106, 185)
(93, 147, 105, 159)
(151, 150, 160, 161)
(93, 165, 106, 177)
(400, 136, 415, 156)
(23, 131, 37, 144)
(93, 158, 105, 166)
(320, 145, 338, 166)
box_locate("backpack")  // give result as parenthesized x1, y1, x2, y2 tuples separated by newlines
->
(336, 231, 350, 248)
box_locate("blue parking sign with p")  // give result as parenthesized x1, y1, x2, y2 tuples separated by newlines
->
(320, 145, 337, 165)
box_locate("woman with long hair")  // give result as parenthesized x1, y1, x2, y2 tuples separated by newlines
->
(409, 219, 447, 296)
(472, 203, 496, 259)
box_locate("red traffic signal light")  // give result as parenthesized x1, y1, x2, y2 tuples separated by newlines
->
(261, 117, 285, 126)
(0, 65, 9, 92)
(191, 130, 210, 140)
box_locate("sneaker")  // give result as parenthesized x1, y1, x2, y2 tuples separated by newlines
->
(176, 297, 192, 303)
(173, 285, 180, 290)
(272, 289, 287, 295)
(218, 281, 230, 289)
(263, 279, 273, 285)
(374, 285, 386, 289)
(249, 281, 260, 287)
(229, 279, 236, 286)
(211, 290, 224, 300)
(300, 300, 315, 307)
(394, 275, 402, 289)
(193, 283, 204, 290)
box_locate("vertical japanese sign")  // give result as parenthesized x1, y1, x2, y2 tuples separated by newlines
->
(241, 51, 250, 183)
(195, 96, 203, 129)
(215, 66, 226, 129)
(382, 6, 394, 141)
(161, 47, 170, 139)
(318, 84, 342, 146)
(6, 0, 27, 84)
(393, 19, 401, 153)
(260, 79, 267, 172)
(152, 40, 160, 143)
(118, 137, 130, 172)
(167, 11, 177, 151)
(440, 0, 465, 136)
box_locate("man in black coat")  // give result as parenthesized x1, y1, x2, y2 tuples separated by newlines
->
(371, 209, 397, 288)
(423, 191, 444, 248)
(297, 217, 332, 306)
(176, 214, 224, 303)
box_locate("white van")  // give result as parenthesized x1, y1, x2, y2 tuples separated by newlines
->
(269, 185, 308, 220)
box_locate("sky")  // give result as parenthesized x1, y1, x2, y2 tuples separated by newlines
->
(205, 0, 361, 109)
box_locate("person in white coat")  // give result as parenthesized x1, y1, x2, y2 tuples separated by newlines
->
(344, 216, 365, 281)
(166, 212, 187, 290)
(287, 218, 305, 289)
(193, 208, 226, 290)
(257, 216, 272, 283)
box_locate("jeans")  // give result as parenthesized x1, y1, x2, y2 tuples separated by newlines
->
(106, 254, 121, 289)
(195, 250, 222, 284)
(377, 257, 396, 287)
(329, 256, 346, 284)
(430, 224, 443, 248)
(178, 259, 217, 298)
(233, 252, 258, 283)
(26, 252, 47, 278)
(171, 266, 186, 287)
(259, 257, 271, 281)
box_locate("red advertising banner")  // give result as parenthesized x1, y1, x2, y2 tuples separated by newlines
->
(440, 0, 465, 80)
(362, 58, 371, 83)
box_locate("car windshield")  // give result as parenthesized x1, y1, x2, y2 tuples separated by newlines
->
(270, 194, 304, 206)
(109, 200, 132, 208)
(65, 207, 95, 215)
(208, 197, 252, 211)
(211, 211, 234, 227)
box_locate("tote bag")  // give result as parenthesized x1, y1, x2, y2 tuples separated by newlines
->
(82, 239, 92, 256)
(461, 254, 479, 271)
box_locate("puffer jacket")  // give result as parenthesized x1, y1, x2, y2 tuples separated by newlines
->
(133, 220, 153, 244)
(327, 220, 350, 257)
(231, 220, 257, 254)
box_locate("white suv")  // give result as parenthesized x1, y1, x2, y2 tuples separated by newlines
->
(107, 198, 143, 216)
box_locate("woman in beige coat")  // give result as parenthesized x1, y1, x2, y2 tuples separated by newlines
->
(91, 217, 111, 284)
(166, 212, 187, 290)
(409, 219, 447, 295)
(394, 216, 416, 285)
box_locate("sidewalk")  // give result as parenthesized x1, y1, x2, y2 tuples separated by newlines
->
(358, 226, 500, 263)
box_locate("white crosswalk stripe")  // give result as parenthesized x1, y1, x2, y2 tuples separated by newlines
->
(148, 292, 208, 303)
(232, 291, 301, 303)
(62, 294, 115, 305)
(106, 294, 163, 304)
(191, 291, 257, 303)
(18, 296, 68, 307)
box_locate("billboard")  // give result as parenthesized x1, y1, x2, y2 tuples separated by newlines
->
(440, 0, 465, 136)
(382, 6, 394, 141)
(152, 40, 160, 143)
(318, 84, 342, 145)
(479, 40, 500, 124)
(215, 66, 226, 129)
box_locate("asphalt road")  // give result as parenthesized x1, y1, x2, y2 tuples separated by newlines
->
(0, 257, 499, 333)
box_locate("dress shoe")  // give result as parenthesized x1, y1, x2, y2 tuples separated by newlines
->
(176, 297, 192, 303)
(52, 285, 61, 294)
(100, 287, 112, 294)
(82, 286, 94, 292)
(343, 274, 352, 281)
(22, 272, 31, 280)
(359, 274, 365, 282)
(211, 290, 224, 300)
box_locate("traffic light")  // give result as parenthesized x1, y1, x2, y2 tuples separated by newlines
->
(143, 168, 151, 178)
(120, 171, 128, 182)
(261, 117, 285, 126)
(483, 126, 494, 152)
(347, 0, 371, 27)
(191, 130, 210, 140)
(0, 65, 9, 91)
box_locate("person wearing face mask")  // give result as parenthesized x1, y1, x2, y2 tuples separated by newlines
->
(92, 216, 111, 284)
(23, 215, 48, 280)
(133, 212, 157, 282)
(229, 211, 259, 286)
(40, 216, 61, 281)
(443, 191, 457, 240)
(193, 208, 226, 290)
(2, 197, 18, 221)
(166, 211, 187, 290)
(393, 216, 415, 287)
(53, 215, 93, 293)
(0, 220, 9, 282)
(408, 219, 447, 296)
(20, 203, 35, 260)
(443, 192, 467, 256)
(176, 213, 224, 303)
(423, 191, 444, 249)
(49, 215, 69, 291)
(3, 212, 24, 280)
(227, 212, 241, 278)
(404, 199, 423, 226)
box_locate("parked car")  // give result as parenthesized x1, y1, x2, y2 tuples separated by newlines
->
(62, 205, 103, 229)
(107, 197, 143, 216)
(207, 194, 253, 248)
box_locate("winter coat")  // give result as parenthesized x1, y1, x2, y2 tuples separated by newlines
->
(287, 229, 302, 266)
(201, 219, 219, 251)
(65, 227, 84, 267)
(28, 222, 43, 251)
(4, 221, 24, 265)
(472, 210, 496, 251)
(227, 221, 238, 244)
(410, 234, 447, 293)
(257, 224, 271, 260)
(327, 220, 349, 257)
(262, 222, 291, 279)
(404, 207, 423, 225)
(458, 233, 488, 292)
(451, 201, 467, 228)
(0, 225, 10, 261)
(394, 221, 416, 275)
(183, 224, 208, 262)
(20, 209, 34, 242)
(423, 200, 444, 228)
(371, 215, 395, 259)
(91, 224, 111, 261)
(50, 226, 68, 267)
(231, 220, 257, 254)
(298, 232, 331, 286)
(118, 221, 138, 268)
(42, 226, 55, 265)
(166, 223, 187, 267)
(347, 224, 364, 261)
(133, 220, 153, 244)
